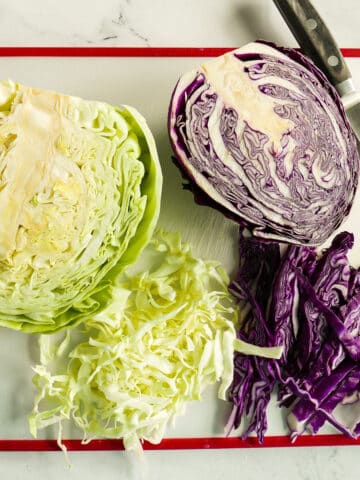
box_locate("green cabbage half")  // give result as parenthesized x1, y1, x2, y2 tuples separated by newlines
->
(0, 80, 162, 333)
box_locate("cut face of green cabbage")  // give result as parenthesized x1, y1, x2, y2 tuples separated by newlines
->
(0, 80, 162, 333)
(28, 230, 238, 452)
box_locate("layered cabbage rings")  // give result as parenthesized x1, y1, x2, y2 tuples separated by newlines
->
(169, 41, 359, 246)
(0, 80, 162, 333)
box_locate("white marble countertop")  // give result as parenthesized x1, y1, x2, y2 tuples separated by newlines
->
(1, 0, 359, 48)
(0, 1, 359, 479)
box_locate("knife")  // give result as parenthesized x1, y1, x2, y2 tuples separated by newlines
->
(272, 0, 360, 142)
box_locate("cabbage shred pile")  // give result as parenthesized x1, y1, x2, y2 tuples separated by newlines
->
(29, 230, 238, 451)
(227, 229, 360, 442)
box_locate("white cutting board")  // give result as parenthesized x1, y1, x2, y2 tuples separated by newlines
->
(0, 53, 359, 443)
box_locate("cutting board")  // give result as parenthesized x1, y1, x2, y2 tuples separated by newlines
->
(0, 47, 360, 451)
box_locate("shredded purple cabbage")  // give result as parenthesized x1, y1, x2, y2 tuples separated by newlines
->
(227, 230, 360, 442)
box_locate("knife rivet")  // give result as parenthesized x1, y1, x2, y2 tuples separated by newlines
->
(305, 18, 317, 31)
(327, 55, 339, 67)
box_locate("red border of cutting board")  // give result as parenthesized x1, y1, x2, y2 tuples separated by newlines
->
(0, 45, 359, 451)
(0, 46, 359, 57)
(0, 435, 359, 451)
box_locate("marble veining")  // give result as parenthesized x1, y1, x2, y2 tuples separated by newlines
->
(99, 5, 150, 46)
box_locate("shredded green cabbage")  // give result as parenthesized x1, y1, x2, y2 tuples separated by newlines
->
(29, 230, 238, 451)
(234, 338, 284, 359)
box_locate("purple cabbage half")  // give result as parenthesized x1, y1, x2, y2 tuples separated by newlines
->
(168, 41, 359, 246)
(226, 230, 360, 442)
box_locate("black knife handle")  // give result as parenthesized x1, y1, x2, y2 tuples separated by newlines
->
(272, 0, 351, 88)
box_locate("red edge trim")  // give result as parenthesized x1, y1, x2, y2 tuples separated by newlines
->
(0, 46, 359, 57)
(0, 435, 359, 451)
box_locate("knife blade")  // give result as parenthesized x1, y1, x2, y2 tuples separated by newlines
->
(272, 0, 360, 142)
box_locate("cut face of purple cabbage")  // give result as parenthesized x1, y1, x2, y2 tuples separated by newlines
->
(226, 229, 360, 442)
(168, 41, 359, 246)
